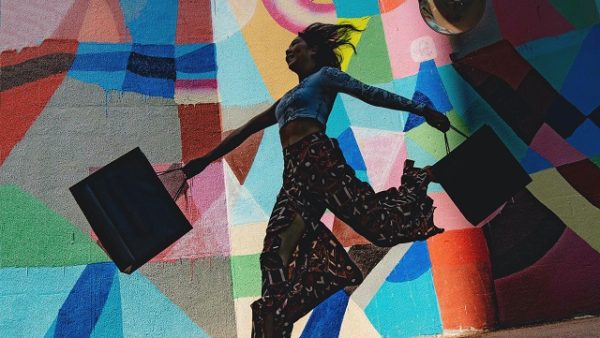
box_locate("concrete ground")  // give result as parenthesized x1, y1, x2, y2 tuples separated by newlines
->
(464, 316, 600, 338)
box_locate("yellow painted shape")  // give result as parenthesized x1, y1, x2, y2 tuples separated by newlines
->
(240, 0, 297, 99)
(337, 17, 371, 72)
(528, 168, 600, 252)
(229, 221, 268, 256)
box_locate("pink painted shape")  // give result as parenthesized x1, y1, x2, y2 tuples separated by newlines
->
(353, 129, 406, 192)
(296, 0, 336, 12)
(0, 0, 76, 50)
(492, 0, 573, 46)
(529, 123, 586, 167)
(495, 228, 600, 325)
(78, 0, 130, 42)
(262, 0, 337, 33)
(429, 192, 505, 230)
(320, 211, 335, 231)
(381, 0, 453, 78)
(175, 79, 218, 90)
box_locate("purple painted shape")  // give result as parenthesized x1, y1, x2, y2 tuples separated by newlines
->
(529, 123, 587, 167)
(495, 228, 600, 326)
(175, 79, 218, 90)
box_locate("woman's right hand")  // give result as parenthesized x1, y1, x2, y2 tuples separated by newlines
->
(182, 156, 211, 179)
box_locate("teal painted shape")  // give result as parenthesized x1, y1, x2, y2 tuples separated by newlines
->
(236, 126, 284, 221)
(229, 181, 271, 226)
(517, 28, 588, 91)
(0, 266, 86, 338)
(405, 138, 443, 193)
(437, 65, 481, 119)
(355, 169, 370, 183)
(90, 272, 124, 338)
(326, 98, 352, 138)
(342, 81, 407, 132)
(365, 267, 442, 338)
(333, 0, 381, 17)
(43, 320, 57, 338)
(119, 271, 210, 337)
(214, 1, 272, 105)
(119, 0, 178, 44)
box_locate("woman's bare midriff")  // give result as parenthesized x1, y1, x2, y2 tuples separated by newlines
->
(279, 117, 326, 148)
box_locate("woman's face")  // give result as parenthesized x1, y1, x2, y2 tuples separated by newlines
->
(285, 36, 316, 73)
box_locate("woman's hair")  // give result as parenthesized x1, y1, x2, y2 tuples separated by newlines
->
(298, 22, 363, 69)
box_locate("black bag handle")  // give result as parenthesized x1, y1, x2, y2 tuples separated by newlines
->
(444, 125, 469, 155)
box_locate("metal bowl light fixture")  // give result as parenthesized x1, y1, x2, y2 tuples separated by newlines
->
(419, 0, 486, 35)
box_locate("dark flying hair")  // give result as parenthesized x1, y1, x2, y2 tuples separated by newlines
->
(298, 22, 363, 69)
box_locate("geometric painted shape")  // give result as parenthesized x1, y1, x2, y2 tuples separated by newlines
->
(332, 217, 371, 248)
(346, 15, 393, 84)
(333, 0, 380, 18)
(529, 123, 587, 167)
(178, 103, 222, 163)
(231, 254, 261, 299)
(561, 24, 600, 115)
(226, 163, 270, 226)
(494, 228, 600, 326)
(77, 0, 131, 42)
(403, 92, 429, 132)
(567, 119, 600, 157)
(386, 241, 431, 283)
(527, 168, 600, 252)
(300, 290, 349, 338)
(52, 263, 116, 337)
(262, 0, 337, 33)
(0, 184, 109, 268)
(428, 228, 497, 330)
(122, 70, 174, 97)
(380, 0, 453, 78)
(175, 43, 216, 74)
(557, 158, 600, 208)
(68, 43, 131, 91)
(229, 222, 267, 256)
(544, 95, 586, 138)
(483, 189, 566, 279)
(139, 257, 237, 338)
(119, 0, 179, 45)
(0, 266, 86, 338)
(365, 264, 442, 338)
(176, 0, 213, 43)
(550, 0, 600, 29)
(520, 147, 554, 174)
(413, 60, 453, 113)
(223, 129, 264, 185)
(326, 98, 353, 138)
(90, 272, 123, 338)
(119, 271, 210, 337)
(338, 298, 382, 338)
(345, 244, 391, 295)
(337, 127, 368, 170)
(492, 0, 574, 46)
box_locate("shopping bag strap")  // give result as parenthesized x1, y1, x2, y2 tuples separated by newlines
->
(444, 124, 469, 155)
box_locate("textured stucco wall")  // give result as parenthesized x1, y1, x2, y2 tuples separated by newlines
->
(1, 1, 599, 337)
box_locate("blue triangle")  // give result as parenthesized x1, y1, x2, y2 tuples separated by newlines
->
(90, 272, 124, 338)
(300, 290, 350, 338)
(326, 98, 352, 138)
(338, 128, 368, 170)
(53, 263, 117, 338)
(386, 241, 432, 283)
(521, 147, 554, 174)
(415, 60, 453, 113)
(403, 91, 431, 132)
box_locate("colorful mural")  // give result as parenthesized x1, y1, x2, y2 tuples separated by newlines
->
(1, 0, 599, 337)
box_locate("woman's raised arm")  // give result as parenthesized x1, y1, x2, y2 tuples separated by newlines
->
(183, 100, 279, 178)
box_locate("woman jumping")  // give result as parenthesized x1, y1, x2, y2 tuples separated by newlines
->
(182, 23, 450, 338)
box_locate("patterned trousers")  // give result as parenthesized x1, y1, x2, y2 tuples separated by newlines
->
(251, 132, 443, 337)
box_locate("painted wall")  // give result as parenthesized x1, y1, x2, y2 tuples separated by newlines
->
(1, 0, 599, 337)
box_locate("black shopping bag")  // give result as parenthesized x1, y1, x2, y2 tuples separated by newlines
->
(431, 125, 532, 224)
(70, 148, 192, 273)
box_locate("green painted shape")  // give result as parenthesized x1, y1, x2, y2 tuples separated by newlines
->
(347, 15, 393, 84)
(550, 0, 600, 28)
(591, 155, 600, 168)
(404, 110, 470, 160)
(230, 254, 261, 298)
(0, 184, 109, 267)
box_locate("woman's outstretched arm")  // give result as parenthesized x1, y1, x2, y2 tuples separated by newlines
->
(321, 67, 450, 131)
(183, 100, 279, 178)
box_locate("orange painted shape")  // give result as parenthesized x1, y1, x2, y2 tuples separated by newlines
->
(428, 228, 497, 330)
(176, 0, 213, 43)
(223, 129, 264, 185)
(78, 0, 131, 42)
(178, 103, 223, 163)
(378, 0, 407, 13)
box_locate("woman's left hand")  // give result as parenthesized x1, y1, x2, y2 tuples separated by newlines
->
(424, 108, 450, 132)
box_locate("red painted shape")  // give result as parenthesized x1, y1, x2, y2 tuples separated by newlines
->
(495, 228, 600, 326)
(492, 0, 574, 46)
(557, 159, 600, 208)
(331, 217, 370, 247)
(176, 0, 213, 44)
(223, 129, 264, 184)
(1, 40, 78, 166)
(52, 0, 130, 42)
(458, 40, 531, 90)
(428, 228, 497, 330)
(178, 103, 222, 163)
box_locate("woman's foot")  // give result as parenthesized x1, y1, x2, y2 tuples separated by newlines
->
(423, 166, 438, 183)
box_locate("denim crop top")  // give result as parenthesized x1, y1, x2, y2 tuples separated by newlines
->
(274, 67, 427, 128)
